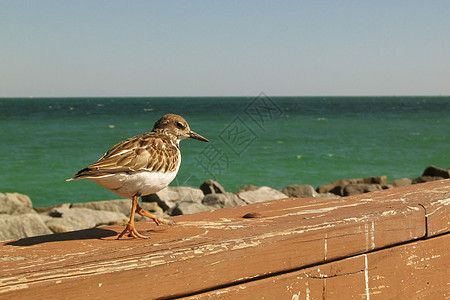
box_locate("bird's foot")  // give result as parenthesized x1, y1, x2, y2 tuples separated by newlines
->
(117, 223, 149, 239)
(136, 205, 175, 226)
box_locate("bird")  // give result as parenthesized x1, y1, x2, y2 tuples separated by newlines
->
(67, 114, 209, 239)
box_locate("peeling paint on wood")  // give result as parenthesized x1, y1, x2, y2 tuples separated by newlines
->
(0, 179, 448, 299)
(191, 235, 448, 299)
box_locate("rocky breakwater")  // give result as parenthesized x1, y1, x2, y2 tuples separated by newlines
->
(0, 193, 52, 242)
(1, 165, 448, 242)
(0, 193, 130, 242)
(0, 180, 334, 242)
(316, 165, 450, 197)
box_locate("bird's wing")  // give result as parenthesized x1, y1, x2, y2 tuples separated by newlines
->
(72, 132, 180, 179)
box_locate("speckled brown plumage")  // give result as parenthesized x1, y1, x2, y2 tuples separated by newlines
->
(71, 132, 181, 178)
(67, 114, 209, 239)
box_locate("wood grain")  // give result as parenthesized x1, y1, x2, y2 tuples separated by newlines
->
(190, 234, 449, 299)
(0, 179, 448, 299)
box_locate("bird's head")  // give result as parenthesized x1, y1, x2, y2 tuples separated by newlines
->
(153, 114, 209, 142)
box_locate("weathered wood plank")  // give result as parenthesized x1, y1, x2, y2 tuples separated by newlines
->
(0, 179, 448, 299)
(189, 233, 449, 299)
(379, 179, 449, 237)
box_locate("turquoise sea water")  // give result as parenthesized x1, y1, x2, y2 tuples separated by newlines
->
(0, 96, 449, 207)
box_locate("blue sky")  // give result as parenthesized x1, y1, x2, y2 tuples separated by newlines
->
(1, 1, 449, 97)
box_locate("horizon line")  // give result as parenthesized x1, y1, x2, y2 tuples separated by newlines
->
(1, 94, 449, 99)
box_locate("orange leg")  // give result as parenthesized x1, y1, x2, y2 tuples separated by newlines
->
(117, 195, 149, 239)
(136, 204, 175, 226)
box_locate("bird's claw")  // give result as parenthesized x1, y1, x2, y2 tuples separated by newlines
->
(117, 223, 149, 239)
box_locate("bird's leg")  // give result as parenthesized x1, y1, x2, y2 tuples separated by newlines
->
(136, 204, 175, 226)
(117, 195, 149, 239)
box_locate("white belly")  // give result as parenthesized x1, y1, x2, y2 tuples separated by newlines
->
(89, 170, 178, 198)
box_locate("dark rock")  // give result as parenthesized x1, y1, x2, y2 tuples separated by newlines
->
(363, 176, 388, 185)
(142, 186, 204, 211)
(412, 166, 449, 184)
(390, 178, 412, 187)
(317, 179, 360, 194)
(0, 214, 52, 242)
(0, 192, 36, 215)
(48, 210, 64, 218)
(342, 184, 383, 196)
(237, 186, 288, 204)
(200, 179, 226, 195)
(280, 185, 318, 198)
(328, 185, 344, 196)
(412, 176, 447, 184)
(421, 165, 450, 178)
(280, 184, 339, 199)
(202, 192, 245, 209)
(317, 176, 387, 194)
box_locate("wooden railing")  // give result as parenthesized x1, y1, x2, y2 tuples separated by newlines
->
(1, 179, 448, 299)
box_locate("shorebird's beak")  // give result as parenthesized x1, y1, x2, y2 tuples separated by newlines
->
(189, 131, 209, 142)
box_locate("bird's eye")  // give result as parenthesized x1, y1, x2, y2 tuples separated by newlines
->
(176, 122, 185, 129)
